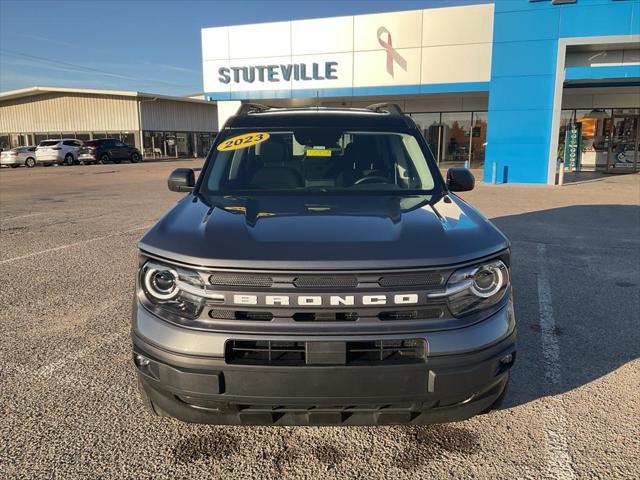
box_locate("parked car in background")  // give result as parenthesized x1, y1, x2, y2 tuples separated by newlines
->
(1, 146, 37, 168)
(36, 139, 83, 166)
(78, 138, 142, 165)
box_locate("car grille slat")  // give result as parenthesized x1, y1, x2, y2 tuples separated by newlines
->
(293, 276, 358, 288)
(378, 273, 443, 287)
(208, 273, 273, 287)
(226, 339, 425, 366)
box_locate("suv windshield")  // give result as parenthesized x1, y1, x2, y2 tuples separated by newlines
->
(201, 128, 439, 195)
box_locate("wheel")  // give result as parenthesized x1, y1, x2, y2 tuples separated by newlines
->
(137, 377, 166, 417)
(131, 152, 140, 163)
(25, 157, 36, 168)
(10, 164, 18, 168)
(98, 154, 109, 164)
(64, 153, 74, 166)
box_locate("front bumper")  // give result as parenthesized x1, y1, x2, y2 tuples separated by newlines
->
(132, 301, 516, 425)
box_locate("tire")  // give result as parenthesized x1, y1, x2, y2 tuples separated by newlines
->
(25, 157, 36, 168)
(64, 153, 74, 166)
(10, 164, 18, 168)
(137, 377, 166, 417)
(98, 154, 109, 164)
(131, 152, 141, 163)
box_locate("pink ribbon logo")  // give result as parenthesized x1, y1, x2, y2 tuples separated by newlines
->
(377, 26, 407, 77)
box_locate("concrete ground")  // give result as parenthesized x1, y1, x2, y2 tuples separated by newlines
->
(0, 160, 638, 479)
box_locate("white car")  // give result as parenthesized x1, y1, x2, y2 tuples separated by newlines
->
(1, 146, 37, 168)
(36, 139, 83, 166)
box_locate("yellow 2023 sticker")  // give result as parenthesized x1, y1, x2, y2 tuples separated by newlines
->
(217, 132, 270, 151)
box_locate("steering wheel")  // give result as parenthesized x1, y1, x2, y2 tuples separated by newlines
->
(353, 175, 390, 185)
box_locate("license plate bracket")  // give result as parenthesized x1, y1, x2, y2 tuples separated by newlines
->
(305, 341, 346, 365)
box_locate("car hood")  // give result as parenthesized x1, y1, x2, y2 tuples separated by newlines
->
(139, 193, 509, 269)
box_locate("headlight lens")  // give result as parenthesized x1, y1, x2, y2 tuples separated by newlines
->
(139, 261, 205, 320)
(445, 259, 509, 316)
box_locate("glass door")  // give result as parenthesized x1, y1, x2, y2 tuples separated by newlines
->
(607, 114, 639, 173)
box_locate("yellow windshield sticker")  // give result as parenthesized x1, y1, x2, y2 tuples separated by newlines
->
(217, 132, 270, 151)
(306, 148, 332, 157)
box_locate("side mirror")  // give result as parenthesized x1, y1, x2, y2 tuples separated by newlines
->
(168, 168, 195, 192)
(446, 168, 475, 192)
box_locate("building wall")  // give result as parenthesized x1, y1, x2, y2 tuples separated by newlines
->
(202, 3, 494, 100)
(485, 0, 640, 184)
(562, 86, 640, 110)
(140, 98, 217, 132)
(0, 93, 139, 133)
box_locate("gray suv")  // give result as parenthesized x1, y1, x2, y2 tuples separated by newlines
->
(132, 103, 516, 425)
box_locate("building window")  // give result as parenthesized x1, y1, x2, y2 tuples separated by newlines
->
(121, 132, 135, 146)
(441, 112, 472, 165)
(470, 112, 488, 167)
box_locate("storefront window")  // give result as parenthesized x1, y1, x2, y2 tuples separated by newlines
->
(575, 109, 612, 170)
(76, 133, 91, 142)
(121, 132, 135, 146)
(0, 135, 9, 150)
(198, 132, 215, 157)
(410, 113, 441, 160)
(441, 112, 471, 164)
(470, 112, 488, 167)
(165, 132, 177, 157)
(176, 132, 191, 157)
(93, 132, 107, 139)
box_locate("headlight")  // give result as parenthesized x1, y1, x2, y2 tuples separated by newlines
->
(438, 259, 509, 316)
(139, 261, 206, 320)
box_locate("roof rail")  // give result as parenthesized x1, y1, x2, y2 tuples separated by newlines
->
(365, 102, 404, 115)
(236, 102, 271, 116)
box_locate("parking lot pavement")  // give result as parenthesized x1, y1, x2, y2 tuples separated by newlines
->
(1, 162, 638, 479)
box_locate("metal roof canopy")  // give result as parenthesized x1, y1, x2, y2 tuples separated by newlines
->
(0, 86, 215, 105)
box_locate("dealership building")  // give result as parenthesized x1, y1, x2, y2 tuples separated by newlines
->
(0, 87, 218, 158)
(202, 0, 640, 184)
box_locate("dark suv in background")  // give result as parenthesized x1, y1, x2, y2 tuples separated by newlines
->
(78, 138, 142, 165)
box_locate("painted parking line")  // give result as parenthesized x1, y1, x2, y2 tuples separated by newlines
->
(537, 242, 576, 480)
(0, 224, 154, 265)
(0, 212, 45, 222)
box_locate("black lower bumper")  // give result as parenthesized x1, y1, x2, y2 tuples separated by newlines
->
(133, 330, 516, 426)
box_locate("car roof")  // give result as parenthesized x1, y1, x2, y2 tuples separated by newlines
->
(225, 106, 416, 130)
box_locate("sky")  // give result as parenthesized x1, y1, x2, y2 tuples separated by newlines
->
(0, 0, 484, 96)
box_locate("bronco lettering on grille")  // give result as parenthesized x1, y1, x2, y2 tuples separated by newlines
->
(232, 294, 421, 306)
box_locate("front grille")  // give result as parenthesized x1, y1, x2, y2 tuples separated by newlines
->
(208, 309, 273, 321)
(378, 272, 443, 287)
(293, 276, 358, 288)
(225, 339, 426, 366)
(346, 340, 426, 364)
(208, 273, 273, 287)
(378, 308, 443, 321)
(227, 340, 306, 366)
(292, 312, 358, 322)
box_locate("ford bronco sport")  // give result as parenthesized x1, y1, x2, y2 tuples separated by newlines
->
(132, 103, 516, 425)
